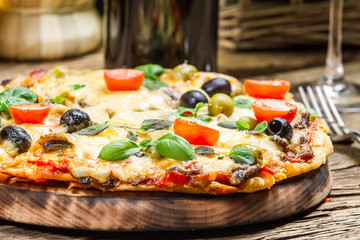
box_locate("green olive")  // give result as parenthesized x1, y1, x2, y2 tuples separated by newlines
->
(237, 116, 258, 130)
(233, 143, 263, 164)
(208, 93, 234, 117)
(172, 63, 198, 81)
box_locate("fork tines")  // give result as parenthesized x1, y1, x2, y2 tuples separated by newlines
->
(298, 85, 360, 143)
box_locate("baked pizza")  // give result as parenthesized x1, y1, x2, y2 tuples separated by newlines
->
(0, 64, 332, 194)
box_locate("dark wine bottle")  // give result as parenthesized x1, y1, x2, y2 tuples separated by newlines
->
(104, 0, 218, 71)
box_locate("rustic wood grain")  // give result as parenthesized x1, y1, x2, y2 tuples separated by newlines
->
(0, 162, 331, 231)
(0, 53, 360, 238)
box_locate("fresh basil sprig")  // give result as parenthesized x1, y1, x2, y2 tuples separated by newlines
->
(50, 95, 67, 105)
(309, 109, 319, 118)
(309, 109, 319, 122)
(99, 140, 142, 161)
(126, 131, 139, 141)
(176, 102, 207, 117)
(0, 87, 38, 112)
(235, 121, 250, 130)
(195, 146, 215, 156)
(75, 124, 110, 136)
(69, 84, 85, 91)
(217, 121, 237, 129)
(174, 102, 211, 123)
(229, 147, 255, 164)
(233, 97, 252, 109)
(155, 133, 196, 161)
(135, 64, 167, 90)
(141, 119, 173, 130)
(139, 138, 153, 148)
(249, 121, 268, 134)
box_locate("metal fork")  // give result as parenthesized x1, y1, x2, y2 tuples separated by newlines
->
(298, 85, 360, 144)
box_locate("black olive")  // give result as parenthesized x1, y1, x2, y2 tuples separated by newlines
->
(265, 117, 293, 141)
(201, 78, 231, 97)
(1, 79, 12, 86)
(0, 126, 32, 155)
(179, 90, 208, 108)
(60, 109, 92, 133)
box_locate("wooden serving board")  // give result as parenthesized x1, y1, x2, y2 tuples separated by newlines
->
(0, 162, 332, 231)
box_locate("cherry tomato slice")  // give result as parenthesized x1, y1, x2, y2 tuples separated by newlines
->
(245, 79, 290, 99)
(173, 119, 220, 146)
(252, 99, 297, 123)
(104, 69, 144, 91)
(30, 68, 47, 80)
(9, 103, 51, 124)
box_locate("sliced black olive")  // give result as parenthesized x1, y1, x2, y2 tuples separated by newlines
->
(60, 109, 92, 133)
(1, 79, 12, 86)
(179, 90, 208, 108)
(201, 78, 231, 97)
(0, 126, 32, 155)
(265, 117, 293, 141)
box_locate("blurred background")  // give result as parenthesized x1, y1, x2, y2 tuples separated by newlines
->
(0, 0, 360, 78)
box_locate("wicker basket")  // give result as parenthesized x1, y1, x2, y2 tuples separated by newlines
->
(219, 0, 360, 51)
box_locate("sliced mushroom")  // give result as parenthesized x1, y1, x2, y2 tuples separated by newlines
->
(229, 164, 260, 185)
(38, 134, 73, 152)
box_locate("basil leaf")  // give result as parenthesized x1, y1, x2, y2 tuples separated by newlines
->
(217, 121, 237, 129)
(142, 76, 168, 90)
(127, 131, 139, 141)
(135, 64, 165, 76)
(195, 146, 215, 155)
(75, 124, 110, 136)
(98, 140, 141, 161)
(0, 87, 38, 112)
(229, 147, 254, 164)
(254, 121, 268, 133)
(50, 96, 67, 105)
(155, 133, 196, 161)
(197, 115, 212, 122)
(174, 116, 204, 124)
(233, 97, 252, 109)
(141, 119, 173, 130)
(309, 109, 319, 118)
(136, 129, 155, 134)
(140, 138, 153, 148)
(194, 102, 208, 114)
(236, 121, 250, 130)
(69, 84, 85, 91)
(135, 64, 167, 90)
(218, 154, 225, 159)
(176, 102, 208, 117)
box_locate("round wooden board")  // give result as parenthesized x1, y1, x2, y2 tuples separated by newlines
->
(0, 162, 332, 231)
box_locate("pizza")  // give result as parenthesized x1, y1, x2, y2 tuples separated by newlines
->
(0, 64, 333, 195)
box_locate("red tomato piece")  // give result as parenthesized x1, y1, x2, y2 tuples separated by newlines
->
(104, 69, 144, 91)
(29, 68, 46, 80)
(245, 79, 291, 99)
(173, 119, 220, 146)
(252, 99, 297, 123)
(167, 171, 190, 184)
(261, 166, 276, 175)
(9, 104, 51, 124)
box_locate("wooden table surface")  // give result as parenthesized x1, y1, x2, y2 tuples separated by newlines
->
(0, 52, 360, 239)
